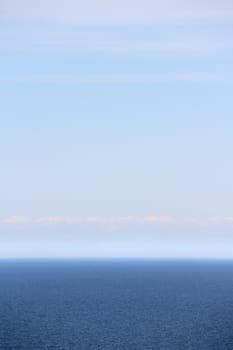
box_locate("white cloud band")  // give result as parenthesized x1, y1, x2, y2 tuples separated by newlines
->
(4, 215, 173, 225)
(4, 216, 233, 226)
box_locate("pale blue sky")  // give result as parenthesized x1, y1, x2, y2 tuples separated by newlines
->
(1, 1, 233, 258)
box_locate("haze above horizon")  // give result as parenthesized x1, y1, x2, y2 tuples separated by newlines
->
(1, 0, 233, 258)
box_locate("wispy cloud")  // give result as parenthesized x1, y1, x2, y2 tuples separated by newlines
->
(4, 216, 33, 224)
(4, 215, 233, 226)
(224, 217, 233, 223)
(4, 215, 173, 225)
(207, 217, 233, 224)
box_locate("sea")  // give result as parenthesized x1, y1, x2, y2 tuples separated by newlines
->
(0, 259, 233, 349)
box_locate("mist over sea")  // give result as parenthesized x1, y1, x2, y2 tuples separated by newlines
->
(0, 260, 233, 349)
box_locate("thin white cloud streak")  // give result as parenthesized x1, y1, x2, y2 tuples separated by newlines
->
(207, 217, 233, 223)
(4, 215, 173, 225)
(4, 216, 33, 224)
(1, 0, 233, 22)
(224, 217, 233, 223)
(4, 216, 233, 226)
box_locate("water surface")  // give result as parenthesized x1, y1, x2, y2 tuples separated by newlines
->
(0, 260, 233, 349)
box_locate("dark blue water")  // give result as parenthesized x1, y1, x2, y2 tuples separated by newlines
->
(0, 260, 233, 349)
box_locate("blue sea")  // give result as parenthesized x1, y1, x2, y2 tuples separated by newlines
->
(0, 260, 233, 349)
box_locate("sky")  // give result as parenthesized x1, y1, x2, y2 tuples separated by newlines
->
(1, 0, 233, 258)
